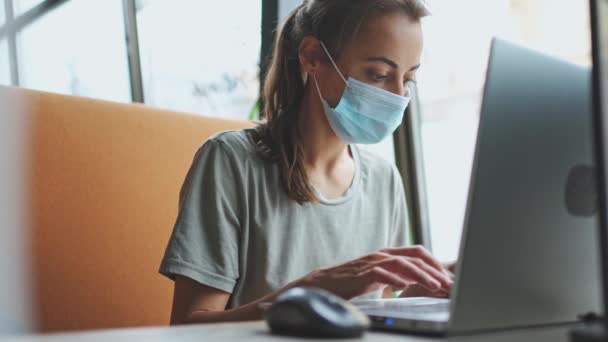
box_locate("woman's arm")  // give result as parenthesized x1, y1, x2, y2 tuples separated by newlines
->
(172, 245, 453, 325)
(170, 276, 290, 325)
(170, 276, 228, 324)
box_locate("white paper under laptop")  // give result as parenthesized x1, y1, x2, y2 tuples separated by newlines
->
(352, 297, 450, 321)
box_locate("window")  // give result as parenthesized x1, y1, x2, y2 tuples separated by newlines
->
(0, 39, 9, 86)
(417, 0, 591, 262)
(136, 0, 262, 120)
(17, 0, 131, 102)
(12, 0, 46, 15)
(0, 1, 5, 26)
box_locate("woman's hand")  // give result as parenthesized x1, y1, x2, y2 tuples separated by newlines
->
(290, 246, 454, 300)
(444, 261, 457, 274)
(398, 283, 450, 298)
(399, 260, 457, 299)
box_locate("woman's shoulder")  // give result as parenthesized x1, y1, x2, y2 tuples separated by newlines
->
(204, 128, 258, 157)
(192, 128, 278, 177)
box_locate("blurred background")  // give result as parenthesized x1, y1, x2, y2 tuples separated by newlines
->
(0, 0, 591, 263)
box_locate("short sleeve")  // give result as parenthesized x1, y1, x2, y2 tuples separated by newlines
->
(159, 139, 242, 293)
(389, 166, 410, 247)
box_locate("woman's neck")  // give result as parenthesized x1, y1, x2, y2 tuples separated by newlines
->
(297, 81, 351, 171)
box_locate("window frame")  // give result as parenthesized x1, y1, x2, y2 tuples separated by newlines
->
(393, 86, 432, 248)
(0, 0, 72, 86)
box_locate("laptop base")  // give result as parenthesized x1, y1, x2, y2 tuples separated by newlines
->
(368, 315, 449, 336)
(570, 321, 608, 342)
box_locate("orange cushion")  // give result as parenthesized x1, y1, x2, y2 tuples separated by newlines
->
(0, 86, 254, 332)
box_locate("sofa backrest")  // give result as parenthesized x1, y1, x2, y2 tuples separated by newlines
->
(0, 86, 254, 332)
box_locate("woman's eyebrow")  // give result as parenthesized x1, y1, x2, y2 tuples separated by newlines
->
(365, 56, 421, 71)
(366, 56, 399, 68)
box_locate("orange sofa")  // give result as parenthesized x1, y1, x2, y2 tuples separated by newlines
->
(0, 86, 254, 332)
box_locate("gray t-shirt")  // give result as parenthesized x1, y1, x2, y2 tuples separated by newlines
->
(159, 129, 409, 309)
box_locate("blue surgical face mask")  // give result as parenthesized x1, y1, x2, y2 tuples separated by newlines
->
(313, 41, 412, 144)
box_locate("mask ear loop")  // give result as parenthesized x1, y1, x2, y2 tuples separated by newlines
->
(319, 41, 348, 84)
(312, 73, 327, 104)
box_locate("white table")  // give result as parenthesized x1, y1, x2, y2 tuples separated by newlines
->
(0, 321, 579, 342)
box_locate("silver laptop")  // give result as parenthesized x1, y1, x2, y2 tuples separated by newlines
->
(354, 38, 603, 336)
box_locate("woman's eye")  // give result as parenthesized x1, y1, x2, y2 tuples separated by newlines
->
(369, 73, 388, 82)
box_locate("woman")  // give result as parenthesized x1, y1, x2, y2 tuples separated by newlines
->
(160, 0, 454, 325)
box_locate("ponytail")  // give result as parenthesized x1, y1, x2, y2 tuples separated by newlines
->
(252, 4, 316, 204)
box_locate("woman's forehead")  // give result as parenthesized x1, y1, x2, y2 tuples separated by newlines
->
(339, 13, 423, 68)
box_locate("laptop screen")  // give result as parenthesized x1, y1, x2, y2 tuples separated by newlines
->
(596, 2, 608, 122)
(591, 0, 608, 320)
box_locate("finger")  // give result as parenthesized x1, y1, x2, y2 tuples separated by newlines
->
(385, 247, 455, 282)
(376, 252, 453, 289)
(443, 261, 457, 275)
(363, 266, 409, 290)
(408, 258, 454, 289)
(399, 284, 449, 298)
(440, 266, 455, 279)
(383, 246, 447, 274)
(372, 257, 442, 291)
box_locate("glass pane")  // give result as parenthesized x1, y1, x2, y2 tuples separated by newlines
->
(418, 0, 591, 262)
(17, 0, 131, 102)
(0, 1, 5, 26)
(0, 39, 10, 86)
(137, 0, 262, 120)
(13, 0, 45, 15)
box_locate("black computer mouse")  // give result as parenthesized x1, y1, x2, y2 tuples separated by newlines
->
(265, 287, 370, 338)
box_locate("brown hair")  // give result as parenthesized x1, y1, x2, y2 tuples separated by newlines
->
(251, 0, 429, 204)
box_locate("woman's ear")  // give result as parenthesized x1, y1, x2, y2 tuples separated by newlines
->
(298, 35, 323, 75)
